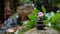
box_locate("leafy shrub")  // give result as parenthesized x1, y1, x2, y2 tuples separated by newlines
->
(22, 9, 39, 31)
(41, 5, 60, 30)
(26, 20, 36, 31)
(50, 12, 60, 30)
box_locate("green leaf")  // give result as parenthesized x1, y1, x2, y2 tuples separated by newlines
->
(50, 13, 60, 30)
(28, 9, 39, 21)
(50, 13, 60, 23)
(41, 5, 46, 14)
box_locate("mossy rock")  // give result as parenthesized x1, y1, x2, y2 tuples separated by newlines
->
(24, 27, 58, 34)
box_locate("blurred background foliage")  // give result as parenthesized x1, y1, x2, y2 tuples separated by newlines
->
(9, 0, 60, 32)
(9, 0, 60, 14)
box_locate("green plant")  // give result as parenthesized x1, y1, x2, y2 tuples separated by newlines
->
(44, 12, 55, 26)
(44, 12, 60, 30)
(22, 9, 39, 31)
(28, 9, 39, 21)
(41, 5, 60, 30)
(41, 5, 46, 14)
(41, 5, 55, 26)
(50, 12, 60, 30)
(26, 20, 36, 31)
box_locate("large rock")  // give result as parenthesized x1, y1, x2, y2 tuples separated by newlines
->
(24, 27, 58, 34)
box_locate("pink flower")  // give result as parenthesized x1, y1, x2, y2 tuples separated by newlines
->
(38, 12, 44, 17)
